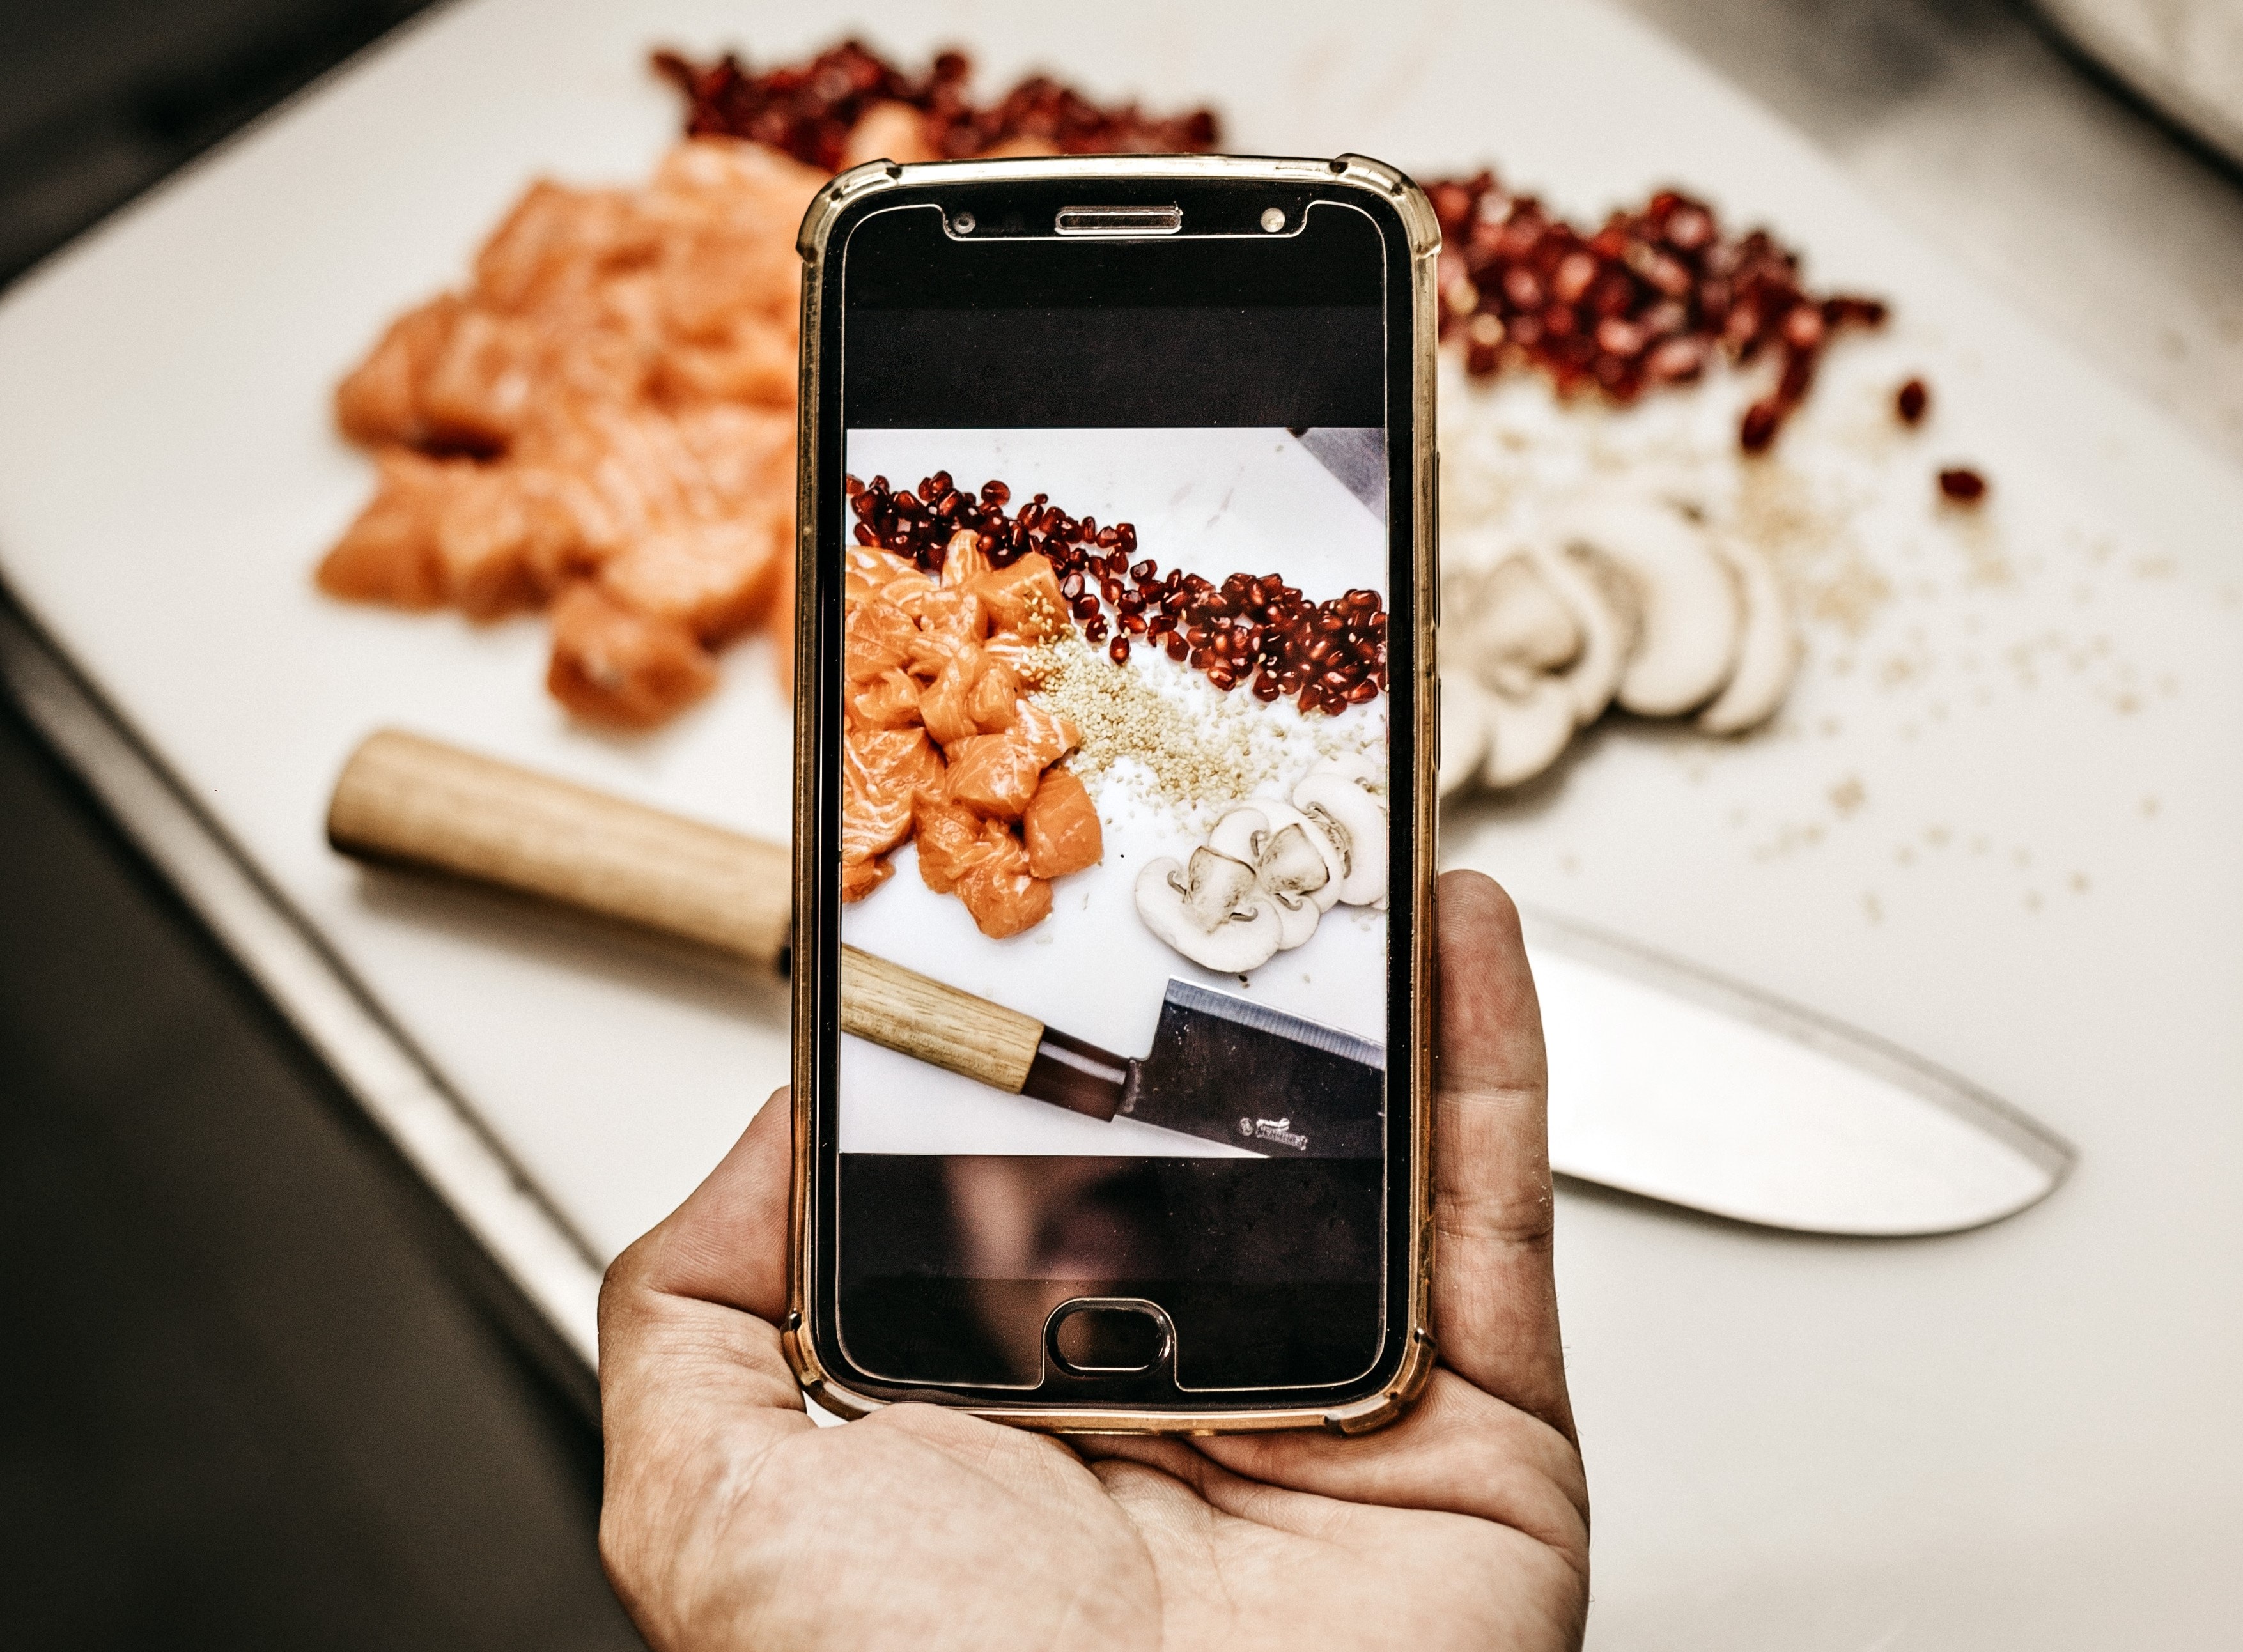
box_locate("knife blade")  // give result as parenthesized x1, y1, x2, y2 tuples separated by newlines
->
(1117, 980, 1385, 1157)
(1290, 426, 1388, 521)
(1524, 910, 2074, 1235)
(841, 946, 1384, 1159)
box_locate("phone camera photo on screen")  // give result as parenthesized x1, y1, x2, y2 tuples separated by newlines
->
(791, 157, 1438, 1431)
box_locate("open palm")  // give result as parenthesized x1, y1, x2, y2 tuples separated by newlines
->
(599, 872, 1589, 1649)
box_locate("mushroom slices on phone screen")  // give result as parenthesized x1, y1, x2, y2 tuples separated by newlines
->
(1136, 758, 1390, 971)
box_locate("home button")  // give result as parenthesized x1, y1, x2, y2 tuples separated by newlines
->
(1049, 1299, 1172, 1374)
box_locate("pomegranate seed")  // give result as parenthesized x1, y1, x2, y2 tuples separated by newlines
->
(1109, 635, 1131, 665)
(1595, 317, 1649, 359)
(1937, 467, 1987, 504)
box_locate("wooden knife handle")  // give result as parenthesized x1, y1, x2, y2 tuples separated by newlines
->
(327, 729, 792, 973)
(839, 945, 1046, 1093)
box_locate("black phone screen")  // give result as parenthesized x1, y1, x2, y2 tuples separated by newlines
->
(809, 173, 1420, 1410)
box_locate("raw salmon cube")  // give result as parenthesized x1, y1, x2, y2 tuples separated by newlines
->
(850, 667, 921, 730)
(841, 726, 942, 899)
(546, 583, 718, 727)
(912, 798, 995, 895)
(972, 553, 1066, 640)
(844, 544, 920, 607)
(842, 727, 943, 861)
(841, 857, 893, 902)
(938, 527, 990, 587)
(597, 513, 786, 642)
(943, 701, 1080, 817)
(336, 295, 462, 448)
(1023, 768, 1103, 878)
(966, 658, 1021, 733)
(672, 401, 796, 505)
(316, 449, 458, 609)
(943, 734, 1031, 818)
(845, 597, 918, 683)
(1012, 700, 1081, 769)
(839, 102, 941, 170)
(955, 842, 1052, 940)
(908, 587, 988, 665)
(655, 324, 798, 408)
(917, 642, 988, 746)
(418, 309, 544, 452)
(878, 568, 940, 623)
(434, 467, 557, 620)
(473, 181, 657, 313)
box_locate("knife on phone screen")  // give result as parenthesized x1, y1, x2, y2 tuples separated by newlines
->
(325, 730, 2072, 1235)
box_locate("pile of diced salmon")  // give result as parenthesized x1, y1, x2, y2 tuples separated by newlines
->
(318, 139, 827, 725)
(844, 534, 1103, 937)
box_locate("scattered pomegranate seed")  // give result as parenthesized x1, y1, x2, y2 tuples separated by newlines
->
(1897, 378, 1930, 426)
(653, 42, 1218, 171)
(1425, 171, 1888, 452)
(1937, 466, 1987, 504)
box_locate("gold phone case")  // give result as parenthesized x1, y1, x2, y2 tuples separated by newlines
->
(784, 153, 1440, 1435)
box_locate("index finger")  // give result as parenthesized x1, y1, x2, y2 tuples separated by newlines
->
(1430, 870, 1574, 1441)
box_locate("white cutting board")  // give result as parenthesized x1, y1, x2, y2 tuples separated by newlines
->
(1, 0, 2239, 1644)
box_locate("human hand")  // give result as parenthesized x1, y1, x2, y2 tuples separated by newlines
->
(598, 870, 1589, 1649)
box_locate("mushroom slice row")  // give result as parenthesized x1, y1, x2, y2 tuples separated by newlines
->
(1135, 757, 1390, 972)
(1437, 489, 1803, 798)
(1438, 537, 1636, 794)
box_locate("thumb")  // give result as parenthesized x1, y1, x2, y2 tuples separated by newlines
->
(598, 1089, 807, 1462)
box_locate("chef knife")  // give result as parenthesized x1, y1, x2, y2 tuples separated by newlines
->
(843, 946, 1383, 1157)
(1527, 912, 2072, 1234)
(326, 729, 2072, 1233)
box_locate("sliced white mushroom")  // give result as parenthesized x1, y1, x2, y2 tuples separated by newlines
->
(1305, 750, 1384, 794)
(1697, 536, 1801, 736)
(1531, 539, 1641, 725)
(1292, 773, 1388, 906)
(1479, 665, 1579, 790)
(1448, 553, 1582, 672)
(1261, 822, 1332, 899)
(1134, 853, 1282, 973)
(1259, 821, 1328, 950)
(1252, 799, 1347, 910)
(1437, 674, 1492, 798)
(1178, 847, 1258, 932)
(1554, 499, 1741, 718)
(1204, 810, 1328, 951)
(1207, 805, 1268, 868)
(1264, 884, 1323, 950)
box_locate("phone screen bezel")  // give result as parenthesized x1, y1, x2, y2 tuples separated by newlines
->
(791, 157, 1435, 1428)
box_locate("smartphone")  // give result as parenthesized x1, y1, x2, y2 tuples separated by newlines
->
(787, 154, 1438, 1433)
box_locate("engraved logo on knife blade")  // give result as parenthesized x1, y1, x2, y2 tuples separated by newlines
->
(1239, 1116, 1308, 1150)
